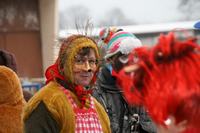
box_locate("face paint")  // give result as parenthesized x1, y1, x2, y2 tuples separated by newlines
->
(73, 57, 97, 72)
(72, 49, 97, 86)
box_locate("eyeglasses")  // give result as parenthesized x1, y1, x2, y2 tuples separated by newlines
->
(74, 56, 98, 69)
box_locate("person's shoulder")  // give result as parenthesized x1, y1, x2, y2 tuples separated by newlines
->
(92, 96, 105, 109)
(24, 81, 67, 120)
(100, 65, 110, 72)
(92, 96, 108, 116)
(25, 81, 64, 109)
(36, 81, 62, 97)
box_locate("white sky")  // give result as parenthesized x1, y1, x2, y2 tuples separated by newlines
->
(59, 0, 183, 25)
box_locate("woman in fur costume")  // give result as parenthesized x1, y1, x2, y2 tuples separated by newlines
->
(24, 34, 111, 133)
(0, 66, 25, 133)
(114, 32, 200, 133)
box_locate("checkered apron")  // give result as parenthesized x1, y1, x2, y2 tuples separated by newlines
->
(62, 88, 103, 133)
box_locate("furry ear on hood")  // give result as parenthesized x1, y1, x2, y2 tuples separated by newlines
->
(0, 66, 25, 133)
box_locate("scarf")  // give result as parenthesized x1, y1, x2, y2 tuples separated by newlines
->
(45, 63, 92, 107)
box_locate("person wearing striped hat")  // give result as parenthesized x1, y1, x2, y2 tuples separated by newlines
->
(24, 34, 111, 133)
(93, 28, 157, 133)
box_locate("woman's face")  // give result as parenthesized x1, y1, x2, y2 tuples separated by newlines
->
(72, 48, 97, 87)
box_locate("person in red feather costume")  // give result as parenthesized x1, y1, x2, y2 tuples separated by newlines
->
(113, 32, 200, 133)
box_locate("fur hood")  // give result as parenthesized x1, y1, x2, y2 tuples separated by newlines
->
(0, 66, 25, 133)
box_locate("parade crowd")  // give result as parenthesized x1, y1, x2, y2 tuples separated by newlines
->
(0, 21, 200, 133)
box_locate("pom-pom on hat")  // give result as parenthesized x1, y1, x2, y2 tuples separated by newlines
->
(99, 27, 119, 44)
(104, 31, 142, 59)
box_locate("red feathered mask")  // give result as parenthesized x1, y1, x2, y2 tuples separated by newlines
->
(115, 32, 200, 132)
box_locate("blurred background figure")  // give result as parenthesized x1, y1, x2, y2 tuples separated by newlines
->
(0, 49, 17, 72)
(194, 21, 200, 29)
(0, 66, 26, 133)
(0, 49, 33, 102)
(93, 27, 157, 133)
(115, 32, 200, 133)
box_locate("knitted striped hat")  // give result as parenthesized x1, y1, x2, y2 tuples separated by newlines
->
(104, 31, 142, 59)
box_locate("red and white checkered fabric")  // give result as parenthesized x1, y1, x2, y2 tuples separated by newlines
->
(62, 88, 103, 133)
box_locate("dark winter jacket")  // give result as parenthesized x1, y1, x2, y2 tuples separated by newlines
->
(93, 66, 157, 133)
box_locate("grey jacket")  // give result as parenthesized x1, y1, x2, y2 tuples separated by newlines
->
(93, 66, 157, 133)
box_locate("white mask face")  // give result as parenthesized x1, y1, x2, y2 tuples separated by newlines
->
(118, 54, 129, 64)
